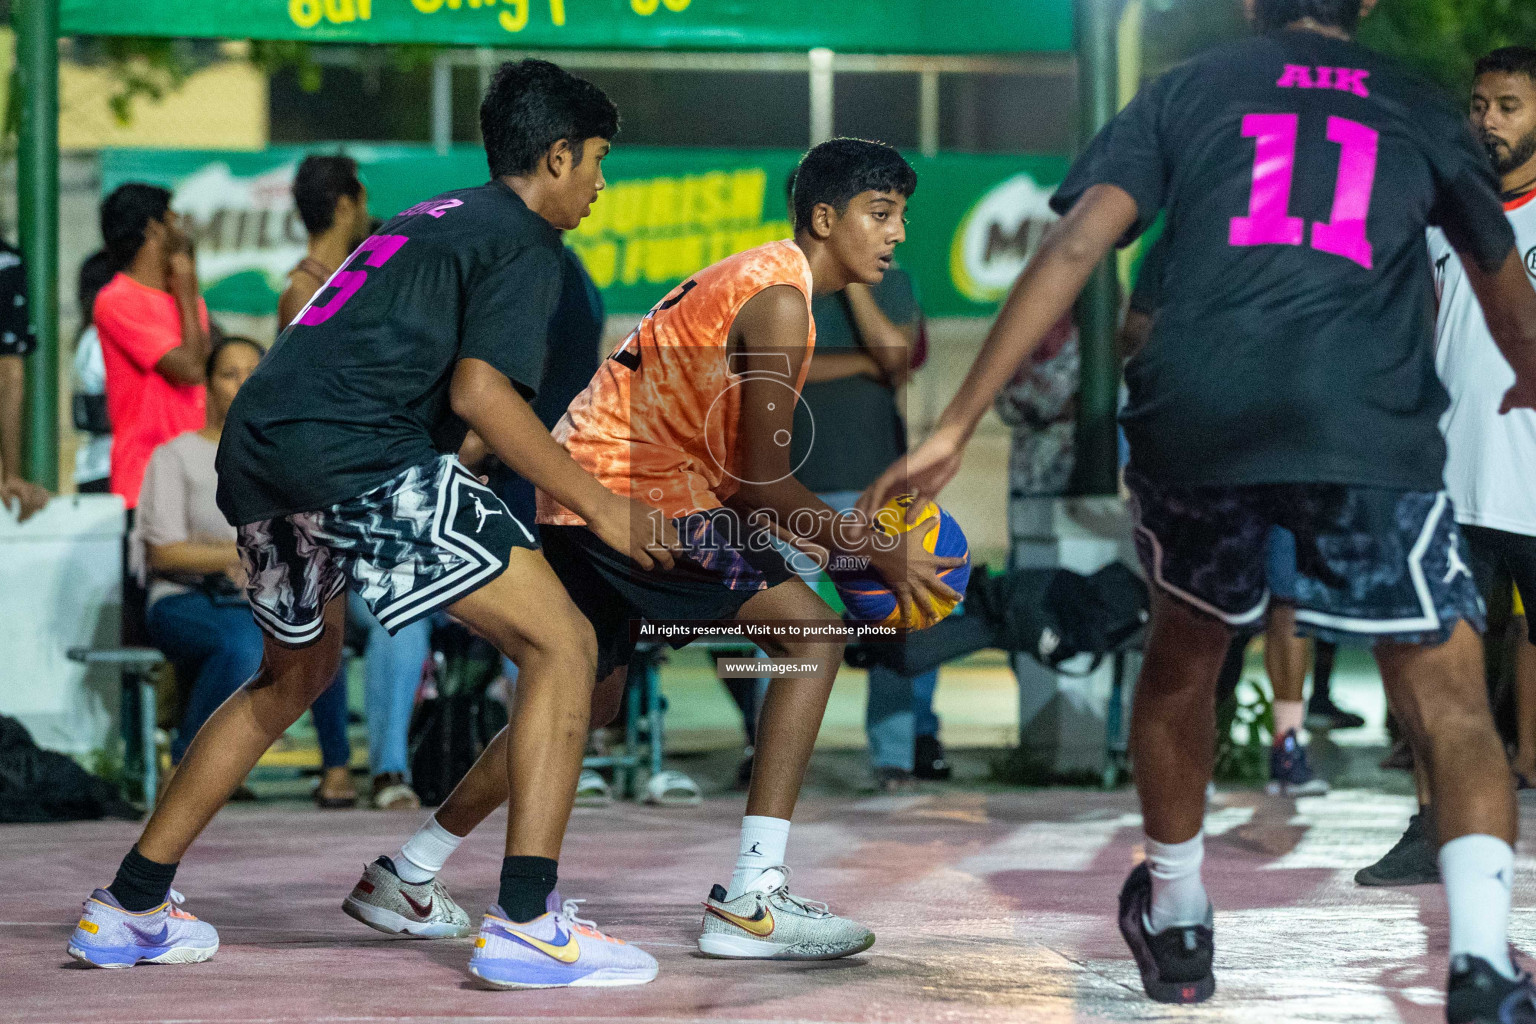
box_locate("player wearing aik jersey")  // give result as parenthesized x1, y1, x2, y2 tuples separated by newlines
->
(861, 2, 1536, 1019)
(67, 60, 686, 990)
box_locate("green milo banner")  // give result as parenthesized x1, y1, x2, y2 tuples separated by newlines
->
(61, 0, 1072, 54)
(99, 146, 1068, 318)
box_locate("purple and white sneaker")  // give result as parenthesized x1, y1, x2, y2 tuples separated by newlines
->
(467, 891, 657, 989)
(67, 888, 219, 968)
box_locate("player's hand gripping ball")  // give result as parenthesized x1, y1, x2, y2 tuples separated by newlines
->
(832, 494, 970, 629)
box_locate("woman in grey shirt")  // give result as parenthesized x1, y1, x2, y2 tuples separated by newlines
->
(138, 337, 355, 805)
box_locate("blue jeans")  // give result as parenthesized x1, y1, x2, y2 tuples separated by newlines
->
(349, 592, 432, 778)
(802, 490, 942, 772)
(148, 591, 350, 768)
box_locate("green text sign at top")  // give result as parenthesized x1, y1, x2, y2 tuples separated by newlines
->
(59, 0, 1073, 54)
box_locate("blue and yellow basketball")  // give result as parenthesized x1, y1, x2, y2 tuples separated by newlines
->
(831, 495, 971, 630)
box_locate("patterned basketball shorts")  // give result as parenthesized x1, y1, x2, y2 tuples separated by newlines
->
(1125, 469, 1485, 646)
(237, 455, 537, 647)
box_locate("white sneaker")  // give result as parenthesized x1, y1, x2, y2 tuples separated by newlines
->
(698, 867, 873, 960)
(342, 857, 472, 938)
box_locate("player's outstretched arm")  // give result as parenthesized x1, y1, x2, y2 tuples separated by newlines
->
(857, 184, 1139, 516)
(730, 286, 961, 625)
(1457, 247, 1536, 412)
(450, 357, 681, 570)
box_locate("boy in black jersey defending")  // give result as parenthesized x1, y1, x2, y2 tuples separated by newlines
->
(863, 1, 1536, 1019)
(68, 60, 679, 990)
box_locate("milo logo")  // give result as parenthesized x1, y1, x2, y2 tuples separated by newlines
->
(950, 174, 1059, 304)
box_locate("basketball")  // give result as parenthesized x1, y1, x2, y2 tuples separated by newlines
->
(831, 495, 971, 629)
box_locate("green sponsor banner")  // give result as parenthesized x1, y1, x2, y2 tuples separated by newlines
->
(61, 0, 1071, 54)
(100, 145, 1067, 317)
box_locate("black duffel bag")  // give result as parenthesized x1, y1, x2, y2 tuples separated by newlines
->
(0, 716, 139, 823)
(845, 562, 1149, 677)
(407, 624, 508, 807)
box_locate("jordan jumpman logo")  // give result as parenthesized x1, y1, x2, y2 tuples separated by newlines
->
(472, 495, 503, 533)
(1443, 533, 1471, 584)
(747, 842, 762, 856)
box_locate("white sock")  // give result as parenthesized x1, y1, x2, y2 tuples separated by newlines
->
(1440, 834, 1517, 979)
(1145, 832, 1209, 933)
(394, 815, 464, 885)
(726, 815, 791, 899)
(1273, 700, 1305, 741)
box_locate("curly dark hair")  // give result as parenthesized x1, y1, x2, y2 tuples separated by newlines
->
(479, 59, 618, 179)
(293, 155, 363, 235)
(100, 183, 172, 269)
(791, 138, 917, 232)
(1476, 46, 1536, 86)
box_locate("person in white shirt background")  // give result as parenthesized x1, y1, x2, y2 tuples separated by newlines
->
(1361, 44, 1536, 888)
(72, 251, 118, 494)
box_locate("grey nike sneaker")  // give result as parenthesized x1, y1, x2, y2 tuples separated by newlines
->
(342, 856, 472, 938)
(698, 867, 874, 960)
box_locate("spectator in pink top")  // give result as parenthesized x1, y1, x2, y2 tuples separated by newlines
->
(95, 184, 211, 509)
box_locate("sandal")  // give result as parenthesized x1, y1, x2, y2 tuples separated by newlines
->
(644, 769, 702, 807)
(575, 768, 612, 807)
(371, 772, 421, 810)
(314, 766, 358, 809)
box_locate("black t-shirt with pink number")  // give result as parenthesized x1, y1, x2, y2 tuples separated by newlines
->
(218, 181, 563, 525)
(1054, 29, 1514, 491)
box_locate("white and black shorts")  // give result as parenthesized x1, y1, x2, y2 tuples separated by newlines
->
(236, 454, 536, 647)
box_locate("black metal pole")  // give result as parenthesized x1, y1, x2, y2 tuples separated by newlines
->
(15, 0, 60, 490)
(1071, 0, 1122, 496)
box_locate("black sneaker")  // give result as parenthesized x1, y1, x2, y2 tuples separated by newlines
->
(914, 735, 952, 781)
(1355, 812, 1440, 886)
(1306, 694, 1366, 731)
(1268, 729, 1329, 796)
(1357, 810, 1437, 884)
(1116, 862, 1215, 1004)
(1447, 955, 1536, 1023)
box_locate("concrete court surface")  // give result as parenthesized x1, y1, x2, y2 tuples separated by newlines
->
(9, 788, 1536, 1024)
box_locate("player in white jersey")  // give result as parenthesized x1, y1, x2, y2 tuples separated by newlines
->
(1359, 46, 1536, 893)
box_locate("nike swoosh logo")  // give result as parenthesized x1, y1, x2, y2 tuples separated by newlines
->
(706, 904, 775, 937)
(402, 892, 434, 917)
(127, 923, 170, 946)
(496, 925, 581, 963)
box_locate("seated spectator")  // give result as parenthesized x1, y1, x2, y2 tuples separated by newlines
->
(95, 183, 211, 512)
(345, 593, 429, 810)
(136, 337, 355, 806)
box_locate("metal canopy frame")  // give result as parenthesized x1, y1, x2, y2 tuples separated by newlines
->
(403, 46, 1076, 155)
(14, 0, 1122, 496)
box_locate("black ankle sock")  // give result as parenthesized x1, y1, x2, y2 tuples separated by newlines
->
(108, 846, 179, 912)
(498, 856, 558, 923)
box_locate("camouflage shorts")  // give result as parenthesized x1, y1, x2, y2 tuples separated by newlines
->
(1124, 468, 1485, 646)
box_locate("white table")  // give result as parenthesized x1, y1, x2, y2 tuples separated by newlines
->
(0, 495, 127, 756)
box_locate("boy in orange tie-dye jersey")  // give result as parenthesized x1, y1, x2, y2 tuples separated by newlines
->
(356, 140, 962, 963)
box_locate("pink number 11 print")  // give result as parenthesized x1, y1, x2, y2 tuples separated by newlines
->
(1229, 113, 1379, 269)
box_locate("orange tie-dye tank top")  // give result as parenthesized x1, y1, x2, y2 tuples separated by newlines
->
(537, 240, 815, 524)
